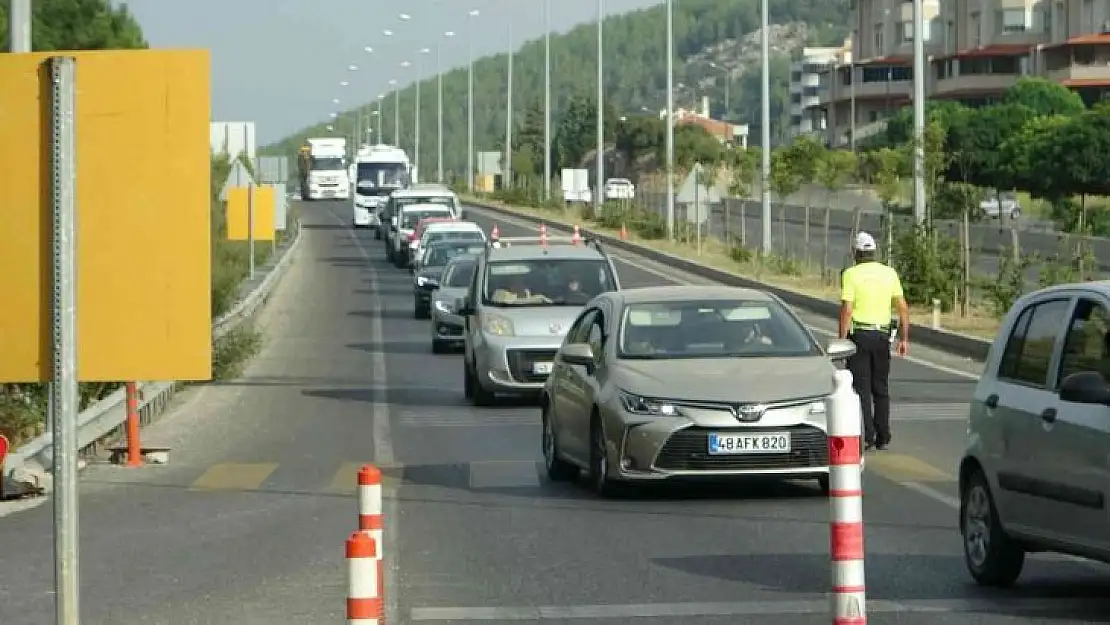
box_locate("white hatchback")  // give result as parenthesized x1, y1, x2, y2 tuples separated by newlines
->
(412, 222, 487, 268)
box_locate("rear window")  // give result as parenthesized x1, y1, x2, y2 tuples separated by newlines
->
(402, 208, 452, 229)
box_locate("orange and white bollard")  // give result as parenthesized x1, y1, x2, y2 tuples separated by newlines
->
(571, 225, 581, 244)
(619, 223, 628, 240)
(346, 531, 382, 624)
(358, 465, 383, 549)
(490, 223, 500, 241)
(539, 223, 548, 245)
(125, 382, 142, 467)
(827, 369, 866, 624)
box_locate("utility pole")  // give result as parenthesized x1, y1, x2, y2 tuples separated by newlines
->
(665, 0, 675, 239)
(759, 0, 772, 254)
(9, 0, 31, 52)
(595, 0, 604, 215)
(467, 10, 479, 191)
(504, 20, 514, 189)
(912, 0, 927, 224)
(543, 0, 552, 200)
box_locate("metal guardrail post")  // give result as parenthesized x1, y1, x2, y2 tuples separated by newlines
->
(125, 382, 141, 467)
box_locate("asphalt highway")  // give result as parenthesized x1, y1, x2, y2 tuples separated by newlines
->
(0, 199, 1107, 625)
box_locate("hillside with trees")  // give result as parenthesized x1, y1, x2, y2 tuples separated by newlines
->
(265, 0, 849, 176)
(0, 0, 147, 51)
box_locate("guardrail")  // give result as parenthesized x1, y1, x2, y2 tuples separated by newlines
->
(2, 219, 304, 489)
(463, 197, 994, 362)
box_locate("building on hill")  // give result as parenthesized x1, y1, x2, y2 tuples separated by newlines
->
(806, 0, 1110, 148)
(788, 40, 853, 138)
(660, 96, 750, 147)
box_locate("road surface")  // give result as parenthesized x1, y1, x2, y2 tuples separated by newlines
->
(0, 200, 1107, 625)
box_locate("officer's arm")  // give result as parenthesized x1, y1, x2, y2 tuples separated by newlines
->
(892, 274, 909, 343)
(838, 269, 854, 339)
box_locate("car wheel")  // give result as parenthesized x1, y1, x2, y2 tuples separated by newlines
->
(393, 254, 405, 269)
(414, 301, 429, 319)
(542, 403, 578, 481)
(431, 339, 445, 354)
(962, 469, 1025, 587)
(463, 360, 474, 398)
(588, 414, 620, 497)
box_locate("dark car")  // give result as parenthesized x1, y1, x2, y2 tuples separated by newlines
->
(413, 241, 486, 318)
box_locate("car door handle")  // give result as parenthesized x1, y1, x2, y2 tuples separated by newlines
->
(1040, 408, 1057, 423)
(985, 394, 999, 409)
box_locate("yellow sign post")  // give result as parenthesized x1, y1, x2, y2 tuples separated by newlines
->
(0, 49, 213, 383)
(226, 185, 276, 241)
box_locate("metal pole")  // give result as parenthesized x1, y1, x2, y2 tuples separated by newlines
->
(415, 65, 422, 181)
(595, 0, 604, 215)
(49, 55, 80, 625)
(248, 184, 255, 280)
(394, 90, 400, 147)
(849, 59, 857, 151)
(505, 21, 514, 189)
(912, 0, 927, 224)
(9, 0, 31, 52)
(543, 0, 552, 200)
(665, 0, 675, 239)
(377, 100, 383, 142)
(759, 0, 772, 254)
(437, 45, 444, 183)
(467, 20, 475, 191)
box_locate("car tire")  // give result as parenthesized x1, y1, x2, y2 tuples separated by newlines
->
(431, 339, 445, 354)
(588, 414, 621, 497)
(414, 301, 429, 319)
(961, 469, 1025, 587)
(393, 253, 405, 269)
(542, 403, 578, 482)
(463, 360, 474, 399)
(466, 360, 495, 406)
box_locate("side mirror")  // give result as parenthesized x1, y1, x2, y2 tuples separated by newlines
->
(826, 338, 856, 361)
(456, 297, 474, 316)
(1059, 371, 1110, 405)
(560, 342, 595, 368)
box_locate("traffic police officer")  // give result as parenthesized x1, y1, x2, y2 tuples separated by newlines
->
(838, 232, 909, 451)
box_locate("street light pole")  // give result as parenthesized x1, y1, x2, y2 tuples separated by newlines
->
(505, 19, 514, 189)
(912, 0, 926, 224)
(595, 0, 604, 215)
(759, 0, 772, 254)
(415, 49, 429, 182)
(9, 0, 31, 52)
(389, 79, 400, 145)
(438, 32, 454, 183)
(377, 94, 384, 142)
(665, 0, 675, 239)
(544, 0, 552, 200)
(467, 9, 479, 191)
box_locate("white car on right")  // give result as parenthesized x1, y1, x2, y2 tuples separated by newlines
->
(960, 281, 1110, 587)
(603, 178, 635, 201)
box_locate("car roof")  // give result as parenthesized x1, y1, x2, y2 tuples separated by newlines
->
(393, 186, 455, 198)
(612, 285, 777, 304)
(487, 243, 608, 262)
(425, 221, 481, 231)
(400, 203, 454, 213)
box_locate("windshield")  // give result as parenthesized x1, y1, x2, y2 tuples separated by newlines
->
(482, 259, 614, 307)
(310, 157, 344, 171)
(618, 299, 819, 359)
(423, 245, 484, 269)
(402, 208, 453, 229)
(395, 195, 455, 211)
(356, 162, 409, 188)
(443, 259, 477, 287)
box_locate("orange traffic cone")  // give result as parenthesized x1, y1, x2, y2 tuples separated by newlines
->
(572, 225, 581, 244)
(620, 223, 628, 240)
(540, 223, 548, 245)
(490, 223, 500, 241)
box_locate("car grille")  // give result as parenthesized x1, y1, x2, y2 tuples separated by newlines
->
(506, 349, 558, 383)
(654, 425, 828, 471)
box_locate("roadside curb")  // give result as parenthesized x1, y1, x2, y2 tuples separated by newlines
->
(463, 197, 993, 362)
(1, 221, 304, 498)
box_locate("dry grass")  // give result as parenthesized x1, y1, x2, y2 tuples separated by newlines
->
(468, 194, 1001, 340)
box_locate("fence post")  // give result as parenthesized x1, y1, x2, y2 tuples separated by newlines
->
(125, 382, 142, 467)
(828, 369, 866, 624)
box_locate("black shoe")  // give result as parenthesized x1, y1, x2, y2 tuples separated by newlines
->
(875, 443, 889, 451)
(864, 442, 876, 451)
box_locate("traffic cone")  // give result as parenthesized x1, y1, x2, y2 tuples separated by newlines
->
(490, 223, 500, 241)
(540, 223, 548, 245)
(572, 225, 581, 244)
(620, 223, 628, 240)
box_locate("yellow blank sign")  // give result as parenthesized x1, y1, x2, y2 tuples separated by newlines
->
(226, 186, 276, 241)
(0, 50, 212, 383)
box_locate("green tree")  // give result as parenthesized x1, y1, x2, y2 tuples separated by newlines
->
(1001, 76, 1086, 117)
(815, 149, 856, 203)
(0, 0, 147, 51)
(513, 100, 546, 178)
(769, 146, 802, 201)
(673, 124, 724, 170)
(947, 103, 1035, 189)
(615, 114, 665, 164)
(727, 147, 760, 198)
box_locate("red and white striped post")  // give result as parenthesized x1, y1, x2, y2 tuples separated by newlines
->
(571, 225, 581, 244)
(358, 465, 383, 548)
(346, 531, 381, 624)
(827, 368, 866, 624)
(490, 223, 500, 241)
(539, 223, 548, 245)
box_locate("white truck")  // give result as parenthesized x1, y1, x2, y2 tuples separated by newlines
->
(561, 168, 591, 205)
(352, 144, 413, 230)
(298, 137, 350, 201)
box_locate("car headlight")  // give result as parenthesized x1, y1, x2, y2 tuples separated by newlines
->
(619, 391, 679, 416)
(481, 313, 514, 336)
(434, 299, 453, 314)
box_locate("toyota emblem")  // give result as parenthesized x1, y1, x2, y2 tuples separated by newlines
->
(734, 404, 766, 421)
(549, 323, 562, 333)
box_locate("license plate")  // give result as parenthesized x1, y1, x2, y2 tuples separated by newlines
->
(532, 362, 553, 375)
(708, 432, 791, 454)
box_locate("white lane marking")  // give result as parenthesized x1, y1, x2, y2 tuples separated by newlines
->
(409, 596, 1109, 620)
(902, 481, 961, 508)
(331, 207, 400, 623)
(469, 206, 982, 382)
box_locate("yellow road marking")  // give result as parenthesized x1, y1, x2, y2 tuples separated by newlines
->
(189, 463, 279, 491)
(326, 461, 403, 493)
(868, 453, 953, 482)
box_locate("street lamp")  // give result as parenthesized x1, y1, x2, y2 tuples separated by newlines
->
(376, 93, 385, 143)
(544, 0, 552, 200)
(595, 0, 604, 215)
(348, 64, 361, 147)
(438, 31, 455, 183)
(400, 61, 411, 153)
(389, 79, 399, 144)
(665, 0, 675, 238)
(467, 9, 480, 191)
(760, 0, 772, 253)
(415, 48, 430, 182)
(707, 61, 731, 117)
(505, 16, 514, 189)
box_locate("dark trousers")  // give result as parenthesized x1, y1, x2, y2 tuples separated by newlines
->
(846, 329, 892, 446)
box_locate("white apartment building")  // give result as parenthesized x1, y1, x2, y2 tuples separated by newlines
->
(808, 0, 1110, 147)
(789, 43, 851, 137)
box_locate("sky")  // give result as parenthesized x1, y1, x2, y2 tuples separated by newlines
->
(120, 0, 664, 144)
